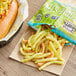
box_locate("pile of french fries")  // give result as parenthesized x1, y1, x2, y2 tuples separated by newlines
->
(19, 25, 69, 70)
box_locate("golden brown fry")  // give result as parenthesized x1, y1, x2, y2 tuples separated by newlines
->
(32, 31, 47, 49)
(36, 38, 46, 53)
(35, 58, 57, 63)
(35, 53, 51, 58)
(21, 53, 43, 63)
(28, 35, 35, 46)
(41, 42, 45, 53)
(20, 47, 34, 56)
(22, 38, 31, 51)
(39, 61, 64, 70)
(46, 35, 62, 58)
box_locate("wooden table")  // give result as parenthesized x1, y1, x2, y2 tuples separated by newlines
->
(0, 0, 76, 76)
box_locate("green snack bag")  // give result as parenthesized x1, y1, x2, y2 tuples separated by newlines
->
(28, 0, 76, 45)
(28, 0, 66, 26)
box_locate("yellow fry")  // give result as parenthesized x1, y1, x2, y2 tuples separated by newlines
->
(36, 25, 41, 33)
(41, 42, 45, 53)
(58, 39, 66, 44)
(39, 61, 64, 70)
(65, 40, 69, 43)
(24, 53, 43, 59)
(48, 41, 62, 59)
(32, 31, 47, 49)
(20, 47, 34, 56)
(21, 38, 26, 43)
(36, 38, 46, 53)
(21, 53, 43, 63)
(59, 58, 65, 62)
(32, 31, 45, 44)
(57, 36, 62, 40)
(46, 36, 62, 57)
(48, 41, 57, 54)
(35, 58, 57, 63)
(35, 53, 51, 58)
(24, 55, 32, 59)
(22, 40, 31, 51)
(54, 33, 58, 39)
(20, 47, 25, 55)
(28, 35, 35, 46)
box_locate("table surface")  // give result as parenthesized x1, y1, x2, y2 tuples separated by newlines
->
(0, 0, 76, 76)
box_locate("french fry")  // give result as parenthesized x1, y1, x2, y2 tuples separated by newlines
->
(59, 58, 65, 62)
(22, 39, 31, 51)
(32, 31, 47, 49)
(28, 35, 35, 46)
(46, 36, 62, 58)
(48, 41, 57, 54)
(54, 33, 58, 39)
(22, 38, 28, 44)
(35, 58, 57, 63)
(20, 47, 34, 56)
(41, 42, 45, 53)
(24, 55, 31, 59)
(35, 53, 51, 58)
(65, 40, 69, 43)
(47, 52, 54, 58)
(21, 53, 44, 63)
(61, 41, 66, 47)
(32, 31, 45, 44)
(36, 38, 46, 53)
(45, 40, 49, 53)
(59, 39, 65, 43)
(36, 25, 41, 33)
(31, 32, 34, 35)
(39, 61, 64, 70)
(37, 62, 45, 67)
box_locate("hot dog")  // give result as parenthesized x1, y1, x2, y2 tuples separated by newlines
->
(0, 0, 18, 39)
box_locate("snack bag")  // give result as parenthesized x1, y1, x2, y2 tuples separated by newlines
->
(28, 0, 76, 45)
(28, 0, 66, 26)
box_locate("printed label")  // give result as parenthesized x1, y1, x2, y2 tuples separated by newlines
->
(63, 21, 76, 34)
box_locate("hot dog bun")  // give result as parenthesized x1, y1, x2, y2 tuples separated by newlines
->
(0, 0, 18, 39)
